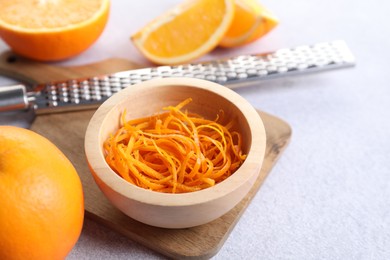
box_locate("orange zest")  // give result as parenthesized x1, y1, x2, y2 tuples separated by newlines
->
(103, 98, 247, 193)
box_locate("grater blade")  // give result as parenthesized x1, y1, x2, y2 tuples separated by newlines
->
(4, 40, 355, 114)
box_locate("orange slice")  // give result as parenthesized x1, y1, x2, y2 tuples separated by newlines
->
(0, 0, 110, 61)
(219, 0, 278, 48)
(131, 0, 235, 65)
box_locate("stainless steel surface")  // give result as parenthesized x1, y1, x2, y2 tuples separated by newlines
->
(1, 40, 355, 114)
(0, 84, 30, 112)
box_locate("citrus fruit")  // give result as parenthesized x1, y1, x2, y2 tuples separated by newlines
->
(219, 0, 278, 47)
(0, 0, 110, 61)
(131, 0, 235, 65)
(0, 126, 84, 260)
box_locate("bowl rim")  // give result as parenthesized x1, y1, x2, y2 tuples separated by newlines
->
(84, 77, 266, 207)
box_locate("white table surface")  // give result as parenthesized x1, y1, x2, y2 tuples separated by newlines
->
(1, 0, 389, 259)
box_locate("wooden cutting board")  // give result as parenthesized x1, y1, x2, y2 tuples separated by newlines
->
(0, 52, 292, 259)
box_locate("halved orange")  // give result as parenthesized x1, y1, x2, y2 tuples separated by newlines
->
(131, 0, 235, 65)
(0, 0, 110, 61)
(219, 0, 278, 48)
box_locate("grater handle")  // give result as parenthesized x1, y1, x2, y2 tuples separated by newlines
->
(0, 84, 31, 112)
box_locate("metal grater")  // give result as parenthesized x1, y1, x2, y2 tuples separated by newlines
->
(0, 40, 355, 114)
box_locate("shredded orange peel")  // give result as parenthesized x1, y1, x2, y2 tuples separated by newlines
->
(103, 98, 247, 193)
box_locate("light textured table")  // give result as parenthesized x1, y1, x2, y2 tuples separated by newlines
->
(1, 0, 389, 259)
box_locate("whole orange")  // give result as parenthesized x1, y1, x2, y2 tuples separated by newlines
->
(0, 0, 110, 61)
(0, 126, 84, 260)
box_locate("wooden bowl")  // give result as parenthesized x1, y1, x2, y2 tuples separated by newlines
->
(84, 77, 266, 228)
